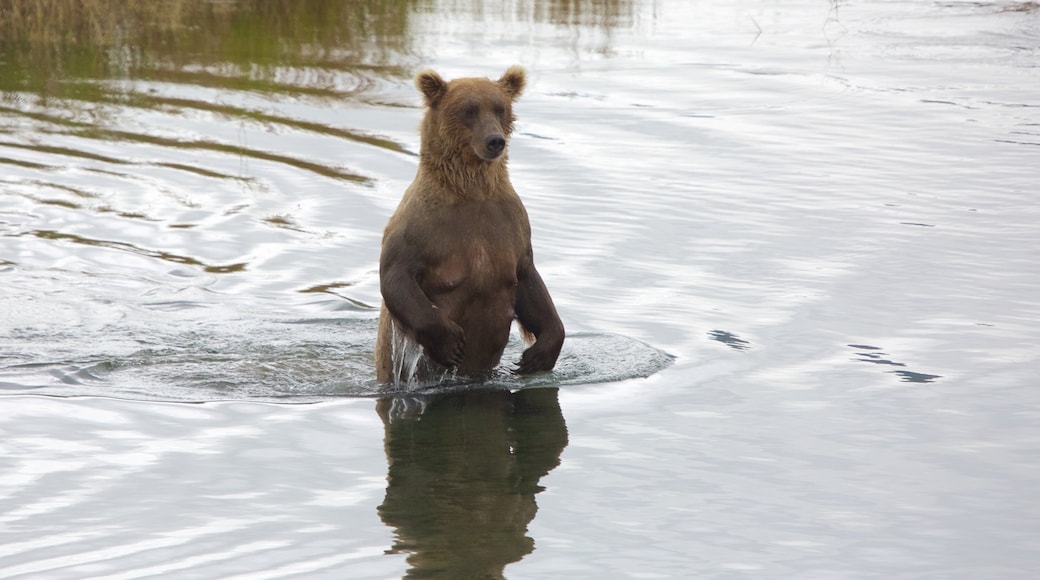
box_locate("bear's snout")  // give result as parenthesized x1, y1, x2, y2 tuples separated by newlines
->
(484, 134, 506, 158)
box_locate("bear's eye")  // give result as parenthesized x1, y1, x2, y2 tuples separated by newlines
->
(494, 104, 506, 117)
(463, 104, 479, 120)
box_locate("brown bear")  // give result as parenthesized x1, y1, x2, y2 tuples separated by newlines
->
(375, 66, 565, 384)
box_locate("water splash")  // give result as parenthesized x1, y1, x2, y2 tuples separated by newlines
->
(0, 315, 674, 403)
(389, 320, 435, 387)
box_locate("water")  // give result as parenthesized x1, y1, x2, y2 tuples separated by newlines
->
(2, 0, 1039, 577)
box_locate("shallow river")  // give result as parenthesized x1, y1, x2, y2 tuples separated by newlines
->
(2, 0, 1039, 578)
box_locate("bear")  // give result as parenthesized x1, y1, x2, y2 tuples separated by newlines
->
(374, 66, 565, 384)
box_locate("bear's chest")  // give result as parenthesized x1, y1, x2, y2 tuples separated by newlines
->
(421, 203, 524, 295)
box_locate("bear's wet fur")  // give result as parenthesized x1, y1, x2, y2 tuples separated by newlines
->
(375, 66, 565, 384)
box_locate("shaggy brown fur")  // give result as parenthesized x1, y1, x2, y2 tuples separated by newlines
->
(375, 66, 564, 383)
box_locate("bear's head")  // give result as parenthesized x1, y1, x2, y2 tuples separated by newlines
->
(415, 66, 526, 163)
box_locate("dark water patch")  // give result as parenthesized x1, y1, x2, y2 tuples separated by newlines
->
(983, 101, 1040, 109)
(995, 138, 1040, 147)
(850, 345, 906, 367)
(890, 369, 943, 383)
(920, 99, 979, 109)
(708, 329, 751, 351)
(519, 132, 557, 140)
(848, 344, 941, 384)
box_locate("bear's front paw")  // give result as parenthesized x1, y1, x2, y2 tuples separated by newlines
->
(514, 340, 561, 375)
(420, 320, 466, 369)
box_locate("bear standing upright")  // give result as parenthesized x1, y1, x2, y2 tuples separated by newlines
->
(375, 66, 565, 384)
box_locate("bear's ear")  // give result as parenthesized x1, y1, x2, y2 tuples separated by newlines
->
(416, 69, 448, 107)
(498, 65, 526, 102)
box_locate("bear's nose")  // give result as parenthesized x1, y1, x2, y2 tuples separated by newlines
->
(485, 135, 506, 156)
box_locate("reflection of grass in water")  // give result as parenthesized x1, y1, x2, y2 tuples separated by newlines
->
(154, 162, 248, 180)
(298, 281, 376, 312)
(0, 104, 95, 129)
(300, 281, 357, 294)
(117, 92, 415, 155)
(459, 0, 635, 28)
(0, 135, 264, 180)
(2, 102, 356, 184)
(1, 93, 407, 180)
(0, 0, 634, 181)
(1001, 2, 1040, 12)
(25, 180, 103, 199)
(0, 0, 419, 99)
(0, 140, 130, 165)
(0, 157, 51, 170)
(57, 126, 372, 182)
(262, 214, 309, 234)
(29, 229, 248, 273)
(0, 0, 637, 101)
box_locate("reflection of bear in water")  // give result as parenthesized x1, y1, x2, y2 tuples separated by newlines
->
(376, 388, 568, 579)
(375, 66, 565, 383)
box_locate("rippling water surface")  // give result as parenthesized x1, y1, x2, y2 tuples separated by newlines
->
(2, 1, 1038, 578)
